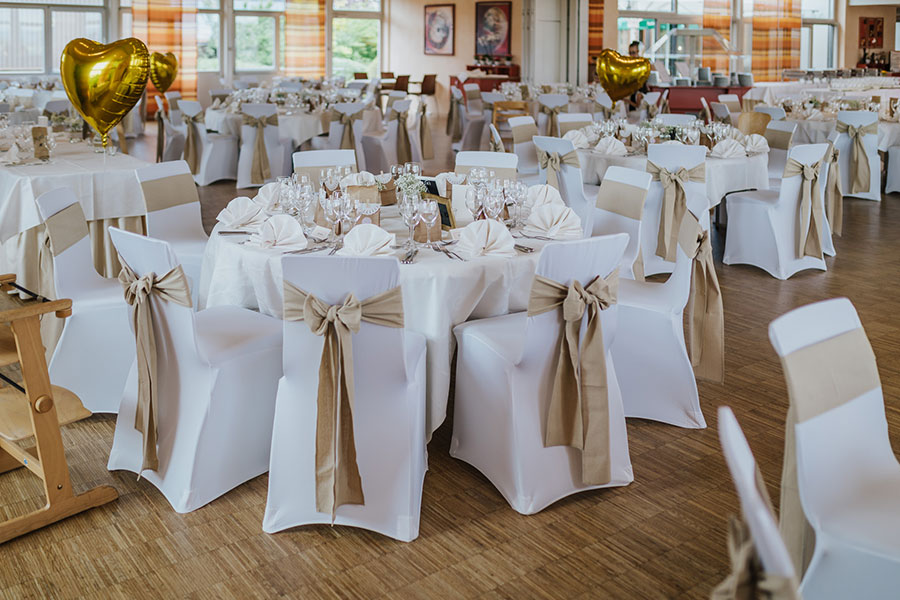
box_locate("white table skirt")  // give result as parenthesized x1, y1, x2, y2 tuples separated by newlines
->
(205, 108, 330, 148)
(747, 80, 900, 105)
(786, 118, 900, 151)
(199, 207, 547, 438)
(577, 150, 769, 207)
(0, 141, 149, 244)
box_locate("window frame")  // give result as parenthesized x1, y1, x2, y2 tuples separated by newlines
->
(327, 0, 383, 79)
(232, 0, 281, 74)
(197, 6, 222, 73)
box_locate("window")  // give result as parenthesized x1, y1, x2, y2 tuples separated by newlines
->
(197, 12, 221, 71)
(800, 23, 835, 70)
(329, 0, 382, 79)
(52, 11, 103, 72)
(0, 8, 44, 73)
(235, 15, 276, 71)
(618, 0, 672, 11)
(332, 0, 379, 11)
(801, 0, 832, 20)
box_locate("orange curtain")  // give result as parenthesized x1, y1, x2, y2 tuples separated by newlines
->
(751, 0, 801, 81)
(702, 0, 731, 74)
(587, 0, 604, 83)
(131, 0, 198, 114)
(285, 0, 326, 78)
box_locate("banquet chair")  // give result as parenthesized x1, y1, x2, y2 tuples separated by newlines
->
(754, 105, 787, 121)
(236, 103, 290, 189)
(488, 123, 505, 153)
(178, 100, 239, 186)
(479, 92, 506, 149)
(557, 113, 592, 136)
(383, 90, 408, 118)
(208, 88, 232, 105)
(592, 91, 615, 122)
(764, 120, 798, 186)
(710, 102, 733, 124)
(409, 102, 433, 164)
(533, 136, 595, 236)
(233, 80, 251, 90)
(639, 91, 662, 121)
(508, 115, 540, 181)
(717, 407, 799, 590)
(451, 235, 633, 514)
(363, 99, 412, 174)
(310, 101, 367, 169)
(536, 93, 569, 137)
(612, 172, 711, 429)
(136, 160, 209, 307)
(154, 95, 186, 162)
(292, 149, 357, 187)
(393, 75, 410, 93)
(107, 228, 283, 513)
(462, 83, 484, 115)
(656, 113, 696, 127)
(830, 110, 880, 201)
(885, 147, 900, 194)
(724, 143, 830, 279)
(455, 150, 517, 181)
(700, 96, 713, 124)
(736, 111, 772, 137)
(450, 86, 484, 153)
(164, 91, 182, 122)
(263, 256, 427, 542)
(592, 166, 652, 280)
(42, 99, 70, 116)
(769, 298, 900, 598)
(718, 93, 743, 114)
(7, 109, 40, 125)
(34, 189, 134, 414)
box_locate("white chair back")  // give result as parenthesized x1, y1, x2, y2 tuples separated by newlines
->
(508, 115, 539, 174)
(381, 99, 413, 167)
(278, 82, 303, 92)
(43, 99, 71, 115)
(719, 93, 742, 113)
(643, 91, 662, 107)
(455, 150, 518, 180)
(136, 160, 205, 247)
(238, 103, 285, 187)
(34, 188, 101, 299)
(710, 102, 732, 122)
(656, 113, 695, 127)
(324, 101, 366, 154)
(557, 113, 592, 136)
(592, 166, 652, 279)
(462, 83, 483, 115)
(164, 91, 182, 121)
(0, 103, 9, 114)
(754, 105, 786, 120)
(293, 149, 357, 185)
(488, 123, 503, 150)
(832, 110, 880, 200)
(764, 120, 797, 180)
(532, 136, 593, 235)
(7, 109, 40, 125)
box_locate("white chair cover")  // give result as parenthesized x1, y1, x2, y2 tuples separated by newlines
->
(592, 166, 651, 280)
(236, 103, 290, 189)
(831, 110, 880, 201)
(533, 136, 593, 236)
(509, 115, 540, 177)
(179, 100, 238, 186)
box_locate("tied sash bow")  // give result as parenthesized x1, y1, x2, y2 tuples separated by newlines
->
(283, 282, 405, 518)
(446, 95, 463, 142)
(541, 104, 566, 136)
(419, 103, 434, 160)
(156, 114, 166, 163)
(825, 144, 843, 236)
(835, 120, 877, 194)
(181, 112, 205, 174)
(391, 109, 413, 165)
(527, 271, 618, 485)
(118, 262, 192, 474)
(242, 113, 279, 185)
(538, 149, 581, 190)
(646, 161, 706, 262)
(783, 158, 825, 259)
(329, 109, 362, 152)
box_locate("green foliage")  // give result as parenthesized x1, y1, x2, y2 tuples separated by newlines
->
(332, 18, 379, 78)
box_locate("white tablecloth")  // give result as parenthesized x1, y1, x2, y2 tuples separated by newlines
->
(1, 88, 68, 111)
(0, 141, 148, 244)
(786, 118, 900, 151)
(199, 207, 547, 437)
(577, 150, 770, 207)
(747, 79, 900, 105)
(205, 108, 329, 148)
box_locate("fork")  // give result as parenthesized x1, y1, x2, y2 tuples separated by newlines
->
(401, 249, 419, 264)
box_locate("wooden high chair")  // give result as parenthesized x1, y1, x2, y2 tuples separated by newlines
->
(0, 274, 117, 543)
(492, 101, 530, 129)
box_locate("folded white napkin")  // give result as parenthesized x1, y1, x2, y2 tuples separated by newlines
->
(455, 219, 516, 259)
(211, 98, 221, 109)
(685, 129, 701, 145)
(527, 184, 565, 208)
(374, 172, 393, 186)
(522, 204, 583, 240)
(743, 134, 770, 155)
(216, 196, 267, 229)
(0, 144, 20, 165)
(726, 128, 746, 143)
(253, 181, 281, 207)
(710, 138, 746, 159)
(581, 126, 601, 145)
(435, 171, 466, 198)
(251, 214, 308, 251)
(336, 223, 395, 256)
(594, 136, 628, 156)
(806, 108, 825, 121)
(562, 129, 590, 150)
(341, 171, 376, 187)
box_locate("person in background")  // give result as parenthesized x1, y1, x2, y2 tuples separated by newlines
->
(626, 41, 649, 110)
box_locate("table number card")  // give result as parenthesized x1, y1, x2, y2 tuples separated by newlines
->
(32, 127, 49, 160)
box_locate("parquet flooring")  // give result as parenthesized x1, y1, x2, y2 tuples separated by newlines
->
(1, 115, 899, 599)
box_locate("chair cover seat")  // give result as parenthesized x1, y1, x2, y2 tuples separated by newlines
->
(195, 306, 283, 366)
(728, 188, 781, 207)
(819, 478, 900, 558)
(617, 278, 679, 314)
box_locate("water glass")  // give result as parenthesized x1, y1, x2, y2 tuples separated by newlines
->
(419, 197, 439, 246)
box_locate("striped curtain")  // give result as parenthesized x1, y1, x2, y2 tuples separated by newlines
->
(131, 0, 198, 114)
(702, 0, 731, 74)
(751, 0, 801, 82)
(587, 0, 603, 83)
(285, 0, 326, 78)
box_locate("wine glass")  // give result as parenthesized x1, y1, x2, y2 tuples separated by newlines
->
(320, 191, 339, 246)
(465, 186, 484, 221)
(398, 193, 420, 250)
(419, 197, 439, 248)
(483, 188, 504, 220)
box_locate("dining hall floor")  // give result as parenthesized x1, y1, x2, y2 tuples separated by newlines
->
(2, 115, 900, 599)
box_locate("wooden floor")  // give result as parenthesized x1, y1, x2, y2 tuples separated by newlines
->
(2, 115, 899, 599)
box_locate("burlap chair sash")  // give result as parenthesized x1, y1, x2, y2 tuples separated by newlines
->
(537, 148, 581, 190)
(511, 121, 539, 145)
(835, 120, 878, 194)
(597, 179, 647, 280)
(540, 103, 567, 136)
(764, 128, 794, 151)
(641, 100, 659, 119)
(43, 202, 89, 257)
(118, 261, 193, 473)
(156, 115, 165, 163)
(825, 144, 843, 236)
(527, 271, 619, 485)
(283, 282, 405, 519)
(783, 158, 825, 259)
(677, 212, 724, 383)
(140, 172, 201, 213)
(390, 109, 413, 165)
(242, 113, 279, 185)
(646, 160, 706, 262)
(329, 109, 362, 151)
(418, 103, 434, 160)
(465, 87, 481, 102)
(446, 95, 463, 142)
(181, 112, 205, 174)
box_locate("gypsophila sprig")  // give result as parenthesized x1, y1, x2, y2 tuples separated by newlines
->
(396, 173, 427, 197)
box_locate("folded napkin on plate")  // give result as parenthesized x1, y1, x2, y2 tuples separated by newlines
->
(254, 181, 281, 207)
(562, 129, 591, 150)
(581, 126, 600, 145)
(0, 144, 20, 165)
(806, 108, 826, 121)
(435, 171, 467, 197)
(744, 134, 770, 155)
(710, 138, 746, 159)
(455, 219, 517, 259)
(594, 136, 628, 156)
(522, 204, 583, 240)
(341, 171, 376, 187)
(527, 184, 565, 208)
(217, 196, 267, 229)
(374, 172, 393, 186)
(251, 214, 308, 251)
(336, 223, 395, 256)
(726, 128, 746, 143)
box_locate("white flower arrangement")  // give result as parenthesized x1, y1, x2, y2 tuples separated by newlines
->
(396, 173, 426, 198)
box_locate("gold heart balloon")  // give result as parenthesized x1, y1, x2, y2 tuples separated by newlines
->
(595, 48, 651, 102)
(149, 52, 178, 93)
(60, 38, 150, 145)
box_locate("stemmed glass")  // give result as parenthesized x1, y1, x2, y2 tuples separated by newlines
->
(398, 192, 420, 250)
(465, 186, 484, 221)
(419, 196, 439, 248)
(320, 191, 340, 246)
(483, 188, 504, 221)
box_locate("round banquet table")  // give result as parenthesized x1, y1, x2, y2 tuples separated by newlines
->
(204, 108, 331, 148)
(786, 117, 900, 151)
(577, 149, 770, 207)
(199, 207, 549, 438)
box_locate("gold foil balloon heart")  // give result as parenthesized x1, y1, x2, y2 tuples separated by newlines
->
(60, 38, 150, 146)
(596, 48, 651, 102)
(149, 52, 178, 93)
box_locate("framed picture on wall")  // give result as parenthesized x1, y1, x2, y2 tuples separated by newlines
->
(475, 1, 512, 56)
(424, 4, 455, 56)
(859, 17, 884, 49)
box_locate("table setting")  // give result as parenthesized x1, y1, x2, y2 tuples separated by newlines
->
(776, 96, 900, 149)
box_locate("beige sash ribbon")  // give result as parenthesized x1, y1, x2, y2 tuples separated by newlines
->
(559, 120, 591, 136)
(418, 103, 434, 160)
(156, 116, 165, 163)
(527, 271, 618, 485)
(641, 100, 659, 119)
(511, 121, 539, 145)
(678, 212, 725, 383)
(778, 326, 880, 576)
(446, 95, 463, 142)
(825, 144, 843, 236)
(242, 113, 279, 185)
(593, 102, 613, 120)
(489, 134, 506, 153)
(519, 85, 531, 100)
(783, 158, 824, 259)
(283, 282, 405, 518)
(597, 179, 647, 281)
(835, 120, 877, 194)
(465, 87, 481, 102)
(541, 104, 567, 136)
(646, 160, 706, 262)
(118, 262, 193, 473)
(181, 112, 205, 174)
(329, 109, 362, 151)
(392, 110, 412, 165)
(140, 172, 201, 213)
(44, 202, 89, 257)
(764, 128, 793, 151)
(538, 148, 581, 190)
